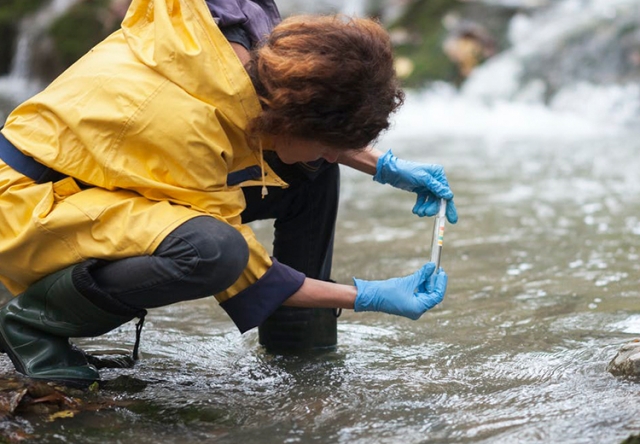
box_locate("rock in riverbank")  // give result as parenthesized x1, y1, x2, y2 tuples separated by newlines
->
(607, 339, 640, 378)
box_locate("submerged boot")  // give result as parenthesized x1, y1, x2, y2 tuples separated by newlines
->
(0, 260, 146, 385)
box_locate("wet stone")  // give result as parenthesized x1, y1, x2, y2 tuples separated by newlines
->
(607, 339, 640, 378)
(100, 375, 148, 393)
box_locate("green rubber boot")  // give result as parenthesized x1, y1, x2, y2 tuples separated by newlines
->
(0, 261, 144, 385)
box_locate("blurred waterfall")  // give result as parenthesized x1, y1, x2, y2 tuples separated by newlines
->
(460, 0, 640, 128)
(386, 0, 640, 143)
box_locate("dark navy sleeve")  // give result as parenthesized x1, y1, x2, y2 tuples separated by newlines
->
(219, 258, 305, 333)
(205, 0, 281, 47)
(220, 25, 252, 50)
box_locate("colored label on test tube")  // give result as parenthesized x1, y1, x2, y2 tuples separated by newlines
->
(430, 199, 447, 268)
(437, 220, 445, 246)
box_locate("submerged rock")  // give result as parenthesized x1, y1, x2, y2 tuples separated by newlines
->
(607, 339, 640, 378)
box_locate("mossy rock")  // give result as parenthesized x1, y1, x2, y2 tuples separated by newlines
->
(607, 339, 640, 378)
(389, 0, 457, 87)
(389, 0, 516, 87)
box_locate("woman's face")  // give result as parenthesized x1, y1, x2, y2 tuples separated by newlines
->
(273, 135, 342, 164)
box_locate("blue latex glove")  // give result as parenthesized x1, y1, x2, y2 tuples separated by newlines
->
(353, 263, 447, 320)
(373, 149, 458, 223)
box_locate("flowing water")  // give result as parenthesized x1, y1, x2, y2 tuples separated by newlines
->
(1, 86, 639, 443)
(2, 0, 640, 442)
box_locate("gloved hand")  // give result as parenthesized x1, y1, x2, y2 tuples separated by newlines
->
(373, 149, 458, 223)
(353, 263, 447, 320)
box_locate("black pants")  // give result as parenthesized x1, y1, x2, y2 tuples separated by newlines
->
(92, 154, 339, 310)
(241, 153, 339, 281)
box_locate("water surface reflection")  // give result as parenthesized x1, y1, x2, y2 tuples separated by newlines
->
(1, 117, 640, 443)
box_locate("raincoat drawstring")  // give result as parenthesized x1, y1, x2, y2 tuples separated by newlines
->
(259, 140, 268, 198)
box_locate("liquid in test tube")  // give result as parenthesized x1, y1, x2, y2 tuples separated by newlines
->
(430, 198, 446, 271)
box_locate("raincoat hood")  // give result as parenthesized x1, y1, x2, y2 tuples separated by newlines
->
(122, 0, 260, 130)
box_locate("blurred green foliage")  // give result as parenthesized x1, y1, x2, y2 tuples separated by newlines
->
(0, 26, 14, 74)
(49, 0, 120, 69)
(0, 0, 47, 22)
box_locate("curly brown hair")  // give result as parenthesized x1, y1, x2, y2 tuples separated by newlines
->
(247, 15, 405, 151)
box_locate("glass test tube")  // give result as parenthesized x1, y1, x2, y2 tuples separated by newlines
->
(430, 198, 446, 270)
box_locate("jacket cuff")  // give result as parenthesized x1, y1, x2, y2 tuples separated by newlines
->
(219, 259, 305, 333)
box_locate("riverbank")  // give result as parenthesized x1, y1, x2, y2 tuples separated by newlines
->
(0, 0, 519, 98)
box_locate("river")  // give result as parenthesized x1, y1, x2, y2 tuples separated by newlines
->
(1, 0, 640, 441)
(1, 84, 639, 442)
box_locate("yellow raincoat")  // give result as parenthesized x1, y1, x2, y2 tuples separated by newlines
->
(0, 0, 292, 325)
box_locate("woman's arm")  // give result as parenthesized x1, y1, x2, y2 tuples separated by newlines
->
(282, 278, 357, 309)
(337, 146, 383, 175)
(282, 263, 448, 320)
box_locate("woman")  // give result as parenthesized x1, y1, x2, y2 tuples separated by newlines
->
(0, 0, 457, 385)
